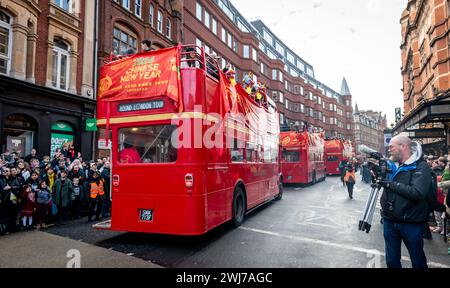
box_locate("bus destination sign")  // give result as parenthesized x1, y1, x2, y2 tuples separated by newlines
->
(118, 100, 164, 113)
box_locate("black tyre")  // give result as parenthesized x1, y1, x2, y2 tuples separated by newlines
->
(232, 186, 246, 228)
(275, 177, 283, 201)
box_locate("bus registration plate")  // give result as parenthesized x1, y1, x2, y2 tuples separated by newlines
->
(139, 209, 153, 222)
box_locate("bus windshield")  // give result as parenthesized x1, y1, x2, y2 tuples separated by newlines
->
(327, 155, 339, 162)
(282, 150, 300, 163)
(118, 125, 178, 164)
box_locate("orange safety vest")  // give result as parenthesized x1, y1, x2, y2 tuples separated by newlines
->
(90, 181, 105, 199)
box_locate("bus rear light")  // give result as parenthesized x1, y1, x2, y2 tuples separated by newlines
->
(185, 174, 194, 188)
(113, 175, 120, 187)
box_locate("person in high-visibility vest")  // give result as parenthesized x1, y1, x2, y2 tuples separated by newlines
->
(87, 171, 105, 222)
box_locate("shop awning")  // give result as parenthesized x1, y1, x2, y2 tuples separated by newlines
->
(393, 93, 450, 137)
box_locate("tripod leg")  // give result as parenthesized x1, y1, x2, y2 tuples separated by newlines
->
(361, 187, 374, 220)
(359, 186, 378, 231)
(367, 188, 381, 228)
(363, 187, 378, 223)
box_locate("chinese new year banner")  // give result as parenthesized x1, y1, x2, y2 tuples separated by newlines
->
(98, 47, 181, 109)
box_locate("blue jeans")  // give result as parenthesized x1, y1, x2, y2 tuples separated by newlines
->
(383, 219, 428, 268)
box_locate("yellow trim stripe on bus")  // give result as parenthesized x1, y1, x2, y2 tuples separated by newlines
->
(97, 112, 220, 125)
(96, 114, 277, 141)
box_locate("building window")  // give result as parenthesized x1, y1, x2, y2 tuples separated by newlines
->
(149, 5, 154, 27)
(135, 0, 142, 18)
(204, 10, 210, 28)
(157, 10, 163, 33)
(275, 42, 284, 56)
(113, 26, 137, 55)
(196, 2, 202, 21)
(52, 39, 70, 91)
(263, 30, 273, 45)
(122, 0, 130, 10)
(252, 48, 257, 62)
(272, 69, 277, 80)
(166, 18, 171, 39)
(195, 38, 202, 53)
(212, 18, 217, 35)
(227, 33, 232, 48)
(243, 45, 250, 58)
(54, 0, 72, 12)
(0, 11, 12, 75)
(221, 27, 226, 43)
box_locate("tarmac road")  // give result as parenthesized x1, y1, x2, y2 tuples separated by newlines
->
(40, 175, 450, 268)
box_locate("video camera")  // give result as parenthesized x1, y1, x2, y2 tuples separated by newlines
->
(359, 145, 391, 181)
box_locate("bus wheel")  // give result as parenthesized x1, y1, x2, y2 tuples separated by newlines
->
(275, 177, 283, 201)
(232, 186, 246, 228)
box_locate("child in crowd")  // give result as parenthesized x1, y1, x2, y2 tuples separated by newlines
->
(36, 181, 51, 230)
(20, 185, 36, 230)
(27, 171, 40, 192)
(71, 177, 84, 220)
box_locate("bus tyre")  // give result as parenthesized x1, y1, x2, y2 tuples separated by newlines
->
(232, 186, 246, 228)
(275, 177, 283, 201)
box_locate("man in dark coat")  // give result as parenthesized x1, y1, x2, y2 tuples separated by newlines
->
(378, 135, 432, 268)
(0, 167, 12, 233)
(52, 170, 74, 225)
(100, 161, 111, 218)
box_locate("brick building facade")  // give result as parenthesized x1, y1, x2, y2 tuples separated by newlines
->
(353, 104, 388, 158)
(184, 0, 354, 141)
(0, 0, 96, 159)
(395, 0, 450, 154)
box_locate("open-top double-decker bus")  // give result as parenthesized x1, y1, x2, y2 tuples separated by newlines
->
(95, 45, 282, 235)
(280, 131, 326, 185)
(324, 139, 353, 175)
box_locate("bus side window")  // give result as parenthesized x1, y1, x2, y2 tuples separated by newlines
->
(231, 139, 244, 162)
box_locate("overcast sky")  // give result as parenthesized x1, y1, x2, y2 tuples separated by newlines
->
(231, 0, 408, 125)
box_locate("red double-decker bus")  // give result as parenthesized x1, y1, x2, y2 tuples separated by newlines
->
(280, 131, 326, 185)
(95, 45, 282, 235)
(324, 139, 353, 175)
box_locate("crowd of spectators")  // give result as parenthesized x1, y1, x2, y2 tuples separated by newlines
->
(0, 147, 110, 235)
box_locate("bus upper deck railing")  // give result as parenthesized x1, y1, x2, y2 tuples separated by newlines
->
(104, 45, 275, 111)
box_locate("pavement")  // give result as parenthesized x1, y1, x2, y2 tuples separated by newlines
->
(0, 230, 163, 268)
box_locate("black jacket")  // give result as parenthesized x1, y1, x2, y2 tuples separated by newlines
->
(381, 158, 431, 223)
(428, 171, 446, 213)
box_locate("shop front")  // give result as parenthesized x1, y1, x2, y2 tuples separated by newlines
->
(0, 75, 96, 160)
(393, 94, 449, 155)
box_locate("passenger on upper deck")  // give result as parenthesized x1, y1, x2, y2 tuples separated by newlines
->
(223, 63, 236, 86)
(141, 40, 153, 52)
(183, 47, 200, 68)
(207, 53, 220, 80)
(242, 72, 254, 94)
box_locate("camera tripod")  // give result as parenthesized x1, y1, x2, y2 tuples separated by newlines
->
(359, 183, 382, 234)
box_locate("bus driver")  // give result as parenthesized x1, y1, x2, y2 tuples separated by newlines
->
(119, 139, 141, 164)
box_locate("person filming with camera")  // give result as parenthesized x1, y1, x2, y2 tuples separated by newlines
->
(377, 135, 434, 268)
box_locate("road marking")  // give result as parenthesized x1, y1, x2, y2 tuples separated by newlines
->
(328, 184, 337, 193)
(239, 226, 450, 268)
